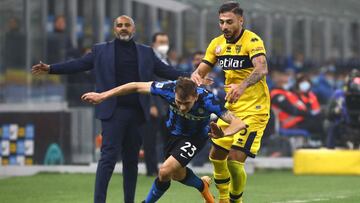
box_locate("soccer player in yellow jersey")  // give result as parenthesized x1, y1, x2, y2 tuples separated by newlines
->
(191, 2, 270, 203)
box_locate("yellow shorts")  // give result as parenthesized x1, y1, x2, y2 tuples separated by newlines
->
(211, 114, 269, 158)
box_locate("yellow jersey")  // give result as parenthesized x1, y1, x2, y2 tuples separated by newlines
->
(203, 29, 270, 116)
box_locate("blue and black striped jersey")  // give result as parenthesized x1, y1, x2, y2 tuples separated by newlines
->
(150, 80, 227, 138)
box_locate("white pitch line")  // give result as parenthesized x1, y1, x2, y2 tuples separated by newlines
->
(271, 195, 348, 203)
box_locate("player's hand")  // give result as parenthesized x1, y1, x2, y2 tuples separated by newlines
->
(81, 92, 105, 105)
(224, 83, 246, 104)
(31, 61, 50, 75)
(191, 71, 203, 86)
(208, 121, 224, 139)
(191, 72, 214, 86)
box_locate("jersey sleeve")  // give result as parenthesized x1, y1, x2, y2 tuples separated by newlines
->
(204, 93, 227, 117)
(150, 81, 176, 102)
(246, 34, 266, 60)
(203, 38, 218, 67)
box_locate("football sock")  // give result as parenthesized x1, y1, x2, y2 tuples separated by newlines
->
(178, 167, 204, 192)
(144, 177, 170, 203)
(209, 157, 230, 200)
(228, 160, 246, 203)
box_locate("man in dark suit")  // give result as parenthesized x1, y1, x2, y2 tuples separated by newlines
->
(32, 15, 188, 203)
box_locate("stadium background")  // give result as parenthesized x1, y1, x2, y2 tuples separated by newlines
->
(0, 0, 360, 202)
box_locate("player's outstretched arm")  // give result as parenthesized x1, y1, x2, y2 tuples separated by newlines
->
(81, 82, 152, 105)
(191, 62, 213, 86)
(208, 111, 246, 139)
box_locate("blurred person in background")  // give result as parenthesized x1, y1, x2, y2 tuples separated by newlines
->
(46, 15, 80, 63)
(140, 32, 171, 176)
(168, 48, 179, 68)
(311, 66, 337, 105)
(3, 17, 26, 70)
(293, 73, 324, 141)
(1, 17, 26, 102)
(152, 32, 170, 65)
(176, 51, 206, 73)
(191, 2, 270, 202)
(32, 15, 188, 203)
(189, 51, 210, 167)
(271, 71, 309, 130)
(325, 69, 360, 149)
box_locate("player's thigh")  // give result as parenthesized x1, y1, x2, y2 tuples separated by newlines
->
(231, 114, 269, 158)
(209, 144, 229, 160)
(160, 155, 183, 176)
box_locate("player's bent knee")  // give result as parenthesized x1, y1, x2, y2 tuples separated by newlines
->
(228, 149, 247, 163)
(158, 165, 172, 181)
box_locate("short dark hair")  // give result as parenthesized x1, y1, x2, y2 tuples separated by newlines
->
(218, 1, 243, 16)
(175, 77, 197, 99)
(152, 32, 168, 43)
(192, 50, 205, 58)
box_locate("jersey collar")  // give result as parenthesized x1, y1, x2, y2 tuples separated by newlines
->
(226, 28, 244, 44)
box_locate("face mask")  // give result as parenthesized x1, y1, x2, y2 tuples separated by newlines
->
(299, 81, 311, 92)
(156, 45, 169, 56)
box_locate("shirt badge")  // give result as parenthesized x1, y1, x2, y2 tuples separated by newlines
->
(236, 45, 242, 54)
(215, 46, 222, 54)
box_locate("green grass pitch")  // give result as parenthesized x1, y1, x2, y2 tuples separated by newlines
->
(1, 170, 360, 203)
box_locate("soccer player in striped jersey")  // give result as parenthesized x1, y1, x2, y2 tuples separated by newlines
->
(82, 77, 246, 203)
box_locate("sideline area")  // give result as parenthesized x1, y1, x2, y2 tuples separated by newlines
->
(0, 157, 293, 177)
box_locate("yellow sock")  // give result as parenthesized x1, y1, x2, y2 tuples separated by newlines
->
(227, 160, 246, 203)
(209, 157, 230, 200)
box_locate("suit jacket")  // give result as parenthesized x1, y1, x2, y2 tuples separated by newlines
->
(50, 40, 189, 120)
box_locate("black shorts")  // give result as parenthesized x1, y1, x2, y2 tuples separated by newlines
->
(164, 135, 208, 167)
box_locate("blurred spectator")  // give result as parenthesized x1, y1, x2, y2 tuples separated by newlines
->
(152, 32, 170, 64)
(46, 15, 80, 63)
(311, 67, 336, 104)
(176, 51, 205, 73)
(271, 71, 309, 129)
(168, 48, 179, 68)
(3, 17, 26, 70)
(191, 51, 225, 100)
(293, 73, 324, 140)
(1, 17, 26, 102)
(325, 69, 360, 149)
(191, 51, 204, 70)
(140, 32, 171, 176)
(189, 50, 209, 167)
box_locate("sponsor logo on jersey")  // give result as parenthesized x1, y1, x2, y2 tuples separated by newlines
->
(218, 57, 245, 69)
(169, 105, 208, 121)
(217, 55, 253, 70)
